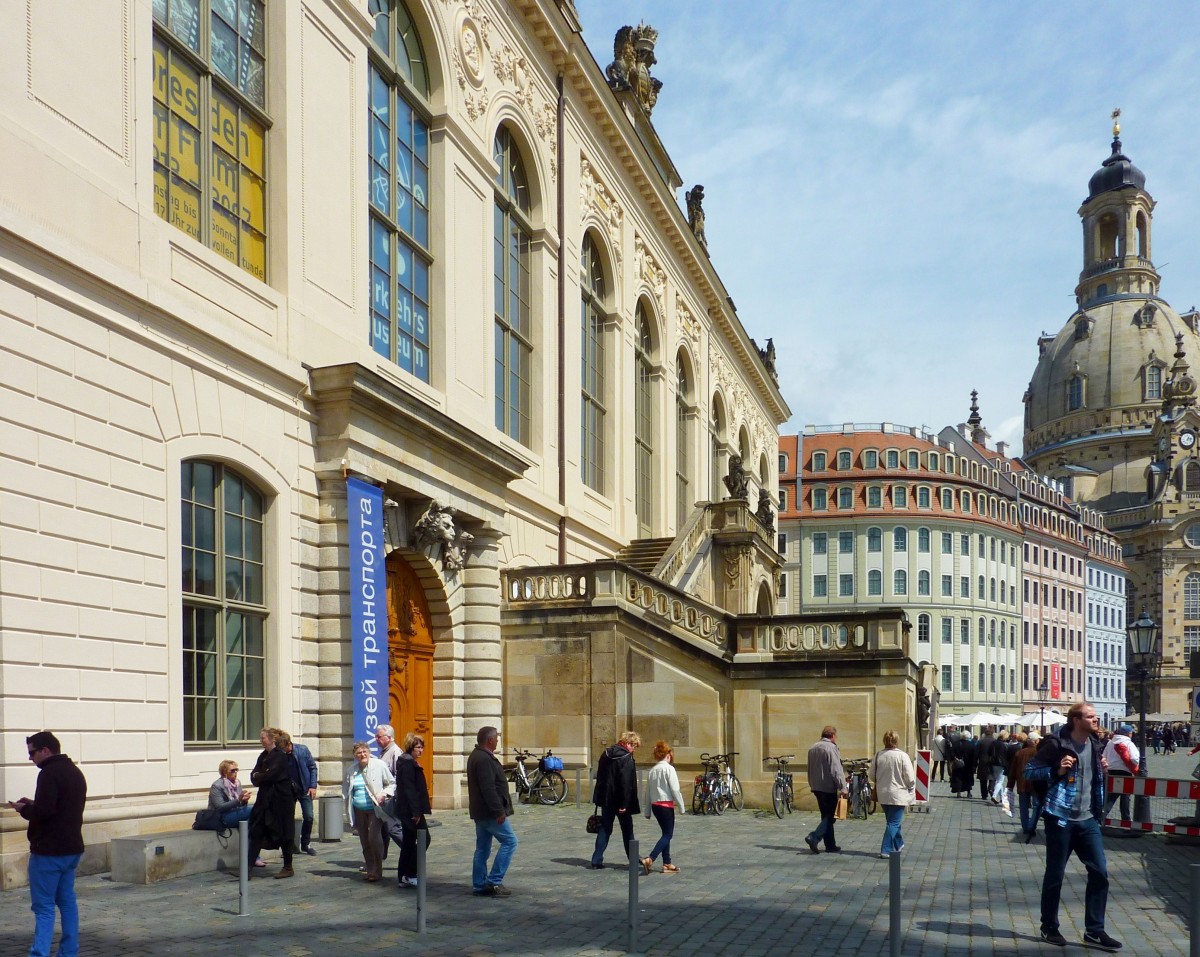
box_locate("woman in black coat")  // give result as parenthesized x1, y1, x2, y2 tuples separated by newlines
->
(589, 731, 642, 868)
(950, 734, 977, 798)
(247, 727, 297, 878)
(393, 732, 432, 888)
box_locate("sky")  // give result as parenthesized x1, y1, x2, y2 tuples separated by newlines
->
(575, 2, 1200, 453)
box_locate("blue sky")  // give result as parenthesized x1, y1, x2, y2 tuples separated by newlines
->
(576, 2, 1200, 452)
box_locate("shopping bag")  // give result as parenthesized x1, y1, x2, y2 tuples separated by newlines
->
(834, 796, 848, 820)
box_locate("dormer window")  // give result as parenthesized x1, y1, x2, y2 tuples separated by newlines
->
(886, 450, 899, 469)
(837, 450, 852, 470)
(863, 450, 878, 469)
(813, 451, 827, 471)
(907, 450, 919, 469)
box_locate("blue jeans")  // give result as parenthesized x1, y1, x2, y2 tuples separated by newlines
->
(880, 804, 906, 854)
(28, 852, 82, 957)
(648, 805, 675, 864)
(472, 818, 517, 890)
(297, 795, 314, 848)
(591, 806, 635, 865)
(219, 805, 253, 828)
(807, 790, 839, 850)
(1019, 793, 1039, 833)
(1040, 814, 1109, 936)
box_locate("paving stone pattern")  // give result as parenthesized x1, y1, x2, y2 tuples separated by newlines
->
(2, 750, 1198, 956)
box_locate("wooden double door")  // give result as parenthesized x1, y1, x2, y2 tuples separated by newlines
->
(386, 554, 434, 783)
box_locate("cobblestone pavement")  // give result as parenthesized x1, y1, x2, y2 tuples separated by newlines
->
(2, 750, 1198, 956)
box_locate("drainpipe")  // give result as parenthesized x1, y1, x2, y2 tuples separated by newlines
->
(556, 71, 567, 564)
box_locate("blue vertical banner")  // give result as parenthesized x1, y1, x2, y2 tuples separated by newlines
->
(347, 478, 388, 755)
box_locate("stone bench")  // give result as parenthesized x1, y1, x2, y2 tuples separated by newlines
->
(110, 828, 244, 884)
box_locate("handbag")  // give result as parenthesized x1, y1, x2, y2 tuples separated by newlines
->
(834, 796, 849, 820)
(952, 757, 965, 771)
(586, 806, 603, 833)
(192, 808, 224, 831)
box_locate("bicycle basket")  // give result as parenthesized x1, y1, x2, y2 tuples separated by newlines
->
(540, 755, 563, 772)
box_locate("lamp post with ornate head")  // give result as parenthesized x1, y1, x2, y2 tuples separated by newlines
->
(1127, 608, 1158, 825)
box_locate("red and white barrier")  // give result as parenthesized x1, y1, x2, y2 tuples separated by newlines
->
(1102, 774, 1200, 835)
(914, 749, 931, 809)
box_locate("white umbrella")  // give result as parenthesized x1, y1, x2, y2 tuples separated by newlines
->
(1023, 710, 1065, 728)
(937, 714, 963, 727)
(993, 713, 1025, 724)
(959, 711, 1007, 727)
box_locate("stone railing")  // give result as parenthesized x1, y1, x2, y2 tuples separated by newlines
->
(1082, 258, 1122, 279)
(708, 499, 773, 549)
(652, 504, 712, 587)
(733, 609, 911, 658)
(502, 562, 729, 655)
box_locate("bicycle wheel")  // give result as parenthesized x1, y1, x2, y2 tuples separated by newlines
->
(728, 774, 744, 811)
(709, 788, 725, 815)
(784, 782, 794, 813)
(692, 783, 704, 815)
(866, 784, 878, 815)
(532, 770, 567, 805)
(772, 780, 786, 819)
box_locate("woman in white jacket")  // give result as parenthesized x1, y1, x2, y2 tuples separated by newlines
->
(342, 741, 396, 881)
(872, 730, 916, 858)
(641, 741, 686, 874)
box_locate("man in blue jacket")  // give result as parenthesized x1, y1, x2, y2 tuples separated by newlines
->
(1024, 702, 1121, 952)
(279, 731, 319, 856)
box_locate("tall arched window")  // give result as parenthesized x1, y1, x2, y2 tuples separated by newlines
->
(182, 460, 268, 746)
(710, 395, 725, 501)
(867, 527, 882, 552)
(1185, 573, 1200, 619)
(868, 569, 882, 595)
(894, 569, 908, 595)
(675, 355, 692, 527)
(368, 1, 431, 380)
(580, 235, 606, 491)
(917, 613, 930, 641)
(634, 304, 655, 536)
(918, 570, 930, 595)
(1146, 364, 1162, 400)
(494, 127, 533, 444)
(1067, 375, 1084, 412)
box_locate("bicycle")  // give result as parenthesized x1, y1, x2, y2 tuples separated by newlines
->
(505, 748, 567, 805)
(844, 758, 877, 819)
(767, 754, 795, 818)
(692, 753, 724, 815)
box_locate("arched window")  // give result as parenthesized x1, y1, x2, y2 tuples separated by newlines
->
(1136, 211, 1148, 258)
(1185, 573, 1200, 619)
(182, 460, 268, 746)
(1067, 375, 1084, 411)
(978, 662, 986, 692)
(838, 486, 853, 509)
(710, 395, 725, 500)
(918, 570, 930, 595)
(580, 235, 607, 491)
(917, 614, 930, 641)
(1146, 364, 1162, 400)
(867, 527, 882, 552)
(894, 527, 907, 551)
(863, 450, 878, 469)
(634, 304, 655, 535)
(941, 487, 953, 509)
(918, 527, 931, 552)
(894, 569, 907, 595)
(813, 451, 827, 471)
(675, 356, 693, 527)
(154, 0, 270, 280)
(867, 486, 882, 508)
(868, 569, 882, 595)
(978, 616, 985, 644)
(494, 126, 533, 444)
(369, 1, 432, 380)
(990, 664, 997, 693)
(917, 486, 930, 508)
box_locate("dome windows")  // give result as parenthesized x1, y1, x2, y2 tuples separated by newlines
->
(1067, 374, 1086, 412)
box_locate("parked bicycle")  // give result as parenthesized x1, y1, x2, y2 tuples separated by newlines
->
(505, 748, 567, 805)
(691, 752, 743, 815)
(767, 754, 795, 818)
(844, 758, 877, 819)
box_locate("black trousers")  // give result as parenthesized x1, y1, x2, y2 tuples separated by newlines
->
(397, 818, 431, 881)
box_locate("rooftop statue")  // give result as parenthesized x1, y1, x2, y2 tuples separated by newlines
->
(685, 184, 707, 252)
(606, 22, 663, 116)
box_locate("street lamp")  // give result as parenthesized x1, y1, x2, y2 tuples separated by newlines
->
(1037, 679, 1050, 731)
(1127, 608, 1159, 825)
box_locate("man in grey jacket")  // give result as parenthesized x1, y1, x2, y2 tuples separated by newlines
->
(804, 726, 847, 854)
(466, 726, 517, 896)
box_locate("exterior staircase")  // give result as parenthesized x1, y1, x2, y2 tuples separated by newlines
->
(616, 537, 674, 574)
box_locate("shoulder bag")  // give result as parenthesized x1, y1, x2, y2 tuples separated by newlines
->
(586, 805, 603, 833)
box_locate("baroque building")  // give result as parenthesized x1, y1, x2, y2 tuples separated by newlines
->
(0, 0, 818, 887)
(1023, 116, 1198, 717)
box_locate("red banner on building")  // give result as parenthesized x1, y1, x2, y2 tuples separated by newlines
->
(1050, 664, 1061, 699)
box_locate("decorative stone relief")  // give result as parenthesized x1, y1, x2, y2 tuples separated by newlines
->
(413, 500, 474, 571)
(580, 158, 624, 278)
(676, 294, 700, 343)
(709, 346, 775, 461)
(442, 0, 556, 177)
(634, 232, 666, 313)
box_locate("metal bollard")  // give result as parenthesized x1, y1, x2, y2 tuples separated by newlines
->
(627, 838, 639, 955)
(238, 819, 249, 917)
(888, 851, 900, 957)
(416, 826, 427, 935)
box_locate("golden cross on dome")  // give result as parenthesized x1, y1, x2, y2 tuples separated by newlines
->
(1111, 107, 1121, 137)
